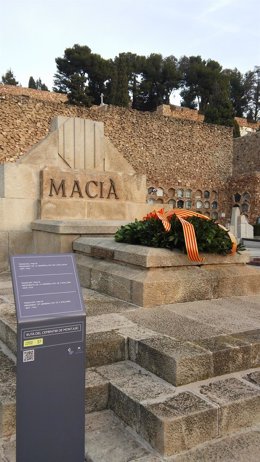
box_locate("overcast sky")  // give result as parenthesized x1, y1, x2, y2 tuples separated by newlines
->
(1, 0, 259, 93)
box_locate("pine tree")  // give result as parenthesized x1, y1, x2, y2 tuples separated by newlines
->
(28, 76, 37, 89)
(1, 69, 18, 85)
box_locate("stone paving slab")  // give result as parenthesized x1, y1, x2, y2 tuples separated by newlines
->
(169, 426, 260, 462)
(161, 296, 260, 334)
(85, 410, 160, 462)
(123, 308, 225, 341)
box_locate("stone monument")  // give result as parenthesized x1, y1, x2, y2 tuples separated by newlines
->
(0, 116, 155, 270)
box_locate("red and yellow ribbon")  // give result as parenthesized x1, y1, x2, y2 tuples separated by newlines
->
(144, 208, 237, 263)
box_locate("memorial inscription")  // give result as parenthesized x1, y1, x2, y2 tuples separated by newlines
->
(49, 177, 119, 199)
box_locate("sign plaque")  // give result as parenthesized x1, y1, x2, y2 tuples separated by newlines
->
(10, 254, 86, 462)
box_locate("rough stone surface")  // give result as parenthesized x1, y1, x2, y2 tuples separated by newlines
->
(231, 330, 260, 367)
(100, 361, 176, 432)
(200, 377, 260, 435)
(195, 335, 252, 375)
(85, 369, 109, 413)
(85, 410, 158, 462)
(139, 392, 218, 456)
(132, 336, 213, 386)
(86, 331, 126, 368)
(169, 426, 260, 462)
(0, 350, 16, 438)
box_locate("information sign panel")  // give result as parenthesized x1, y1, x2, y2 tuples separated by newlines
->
(10, 253, 86, 462)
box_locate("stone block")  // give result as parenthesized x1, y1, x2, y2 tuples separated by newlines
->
(231, 330, 260, 367)
(85, 369, 109, 413)
(99, 361, 175, 433)
(139, 392, 218, 456)
(207, 265, 260, 298)
(86, 201, 128, 220)
(0, 232, 8, 272)
(33, 230, 79, 254)
(244, 371, 260, 386)
(195, 335, 251, 376)
(85, 410, 156, 462)
(86, 331, 126, 368)
(0, 198, 39, 231)
(0, 351, 16, 438)
(40, 198, 87, 220)
(200, 377, 260, 436)
(73, 237, 250, 268)
(8, 231, 34, 255)
(0, 164, 39, 199)
(132, 336, 213, 386)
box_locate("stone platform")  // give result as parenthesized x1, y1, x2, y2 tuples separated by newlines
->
(74, 237, 260, 307)
(0, 270, 260, 461)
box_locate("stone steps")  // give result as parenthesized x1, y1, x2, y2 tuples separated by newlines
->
(86, 410, 260, 462)
(85, 360, 260, 457)
(1, 305, 259, 387)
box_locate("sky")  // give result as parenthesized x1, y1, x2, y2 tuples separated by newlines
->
(1, 0, 259, 98)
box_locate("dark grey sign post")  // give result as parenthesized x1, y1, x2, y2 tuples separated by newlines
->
(10, 254, 86, 462)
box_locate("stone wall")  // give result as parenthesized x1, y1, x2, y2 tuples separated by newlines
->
(233, 132, 260, 175)
(0, 88, 236, 223)
(0, 91, 233, 185)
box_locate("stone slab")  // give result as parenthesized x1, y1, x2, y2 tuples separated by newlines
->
(195, 335, 252, 375)
(86, 331, 126, 368)
(124, 308, 224, 341)
(200, 377, 260, 436)
(163, 296, 260, 334)
(139, 391, 218, 456)
(169, 426, 260, 462)
(131, 335, 213, 386)
(73, 237, 250, 268)
(98, 361, 176, 433)
(85, 369, 109, 413)
(31, 219, 129, 234)
(231, 330, 260, 367)
(85, 410, 159, 462)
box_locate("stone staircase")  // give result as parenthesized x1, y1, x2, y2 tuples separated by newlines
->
(0, 273, 260, 461)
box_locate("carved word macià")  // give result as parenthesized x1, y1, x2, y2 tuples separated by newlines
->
(49, 178, 119, 200)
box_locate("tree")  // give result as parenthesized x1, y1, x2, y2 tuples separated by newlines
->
(246, 67, 260, 122)
(28, 76, 49, 91)
(53, 44, 110, 106)
(1, 69, 18, 85)
(179, 56, 224, 113)
(204, 77, 234, 127)
(224, 68, 248, 117)
(134, 54, 181, 111)
(28, 76, 37, 89)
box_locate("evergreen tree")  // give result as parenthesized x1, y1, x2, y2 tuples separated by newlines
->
(179, 56, 224, 113)
(1, 69, 18, 85)
(53, 44, 110, 106)
(204, 78, 234, 127)
(135, 54, 181, 111)
(28, 76, 37, 89)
